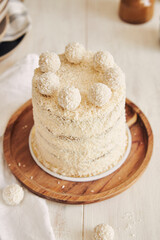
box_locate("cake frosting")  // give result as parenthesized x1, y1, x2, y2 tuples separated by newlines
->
(32, 43, 127, 177)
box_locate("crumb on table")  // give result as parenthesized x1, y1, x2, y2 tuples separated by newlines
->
(22, 125, 28, 129)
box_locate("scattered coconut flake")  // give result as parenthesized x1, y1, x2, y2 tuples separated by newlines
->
(30, 176, 33, 180)
(62, 185, 65, 189)
(18, 162, 21, 167)
(125, 223, 132, 230)
(2, 184, 24, 206)
(91, 190, 94, 193)
(131, 233, 136, 238)
(22, 125, 28, 129)
(65, 42, 85, 64)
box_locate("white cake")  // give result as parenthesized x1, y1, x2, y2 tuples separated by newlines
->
(32, 42, 127, 177)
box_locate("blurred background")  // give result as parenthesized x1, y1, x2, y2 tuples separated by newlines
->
(0, 0, 159, 73)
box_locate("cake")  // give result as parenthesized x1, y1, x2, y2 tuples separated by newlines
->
(32, 42, 127, 177)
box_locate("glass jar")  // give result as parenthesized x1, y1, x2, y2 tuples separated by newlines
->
(119, 0, 155, 24)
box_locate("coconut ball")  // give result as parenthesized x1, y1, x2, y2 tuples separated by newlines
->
(105, 65, 125, 90)
(58, 86, 81, 111)
(65, 42, 85, 64)
(93, 51, 114, 72)
(93, 224, 114, 240)
(39, 51, 61, 72)
(88, 83, 112, 107)
(37, 72, 59, 96)
(2, 184, 24, 206)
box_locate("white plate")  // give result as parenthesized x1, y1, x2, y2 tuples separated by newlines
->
(29, 126, 132, 182)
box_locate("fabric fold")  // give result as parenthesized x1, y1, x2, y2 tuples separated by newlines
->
(0, 55, 55, 240)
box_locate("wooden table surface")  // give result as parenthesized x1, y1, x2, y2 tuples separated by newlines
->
(1, 0, 160, 239)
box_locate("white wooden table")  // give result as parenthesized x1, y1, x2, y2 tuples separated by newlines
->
(1, 0, 160, 239)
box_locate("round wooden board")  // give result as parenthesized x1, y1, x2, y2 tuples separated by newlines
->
(3, 99, 153, 204)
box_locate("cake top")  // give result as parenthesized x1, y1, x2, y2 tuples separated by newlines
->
(33, 42, 125, 120)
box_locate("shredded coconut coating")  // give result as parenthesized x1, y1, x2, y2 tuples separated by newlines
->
(89, 83, 112, 107)
(105, 66, 125, 90)
(65, 42, 85, 64)
(93, 51, 114, 72)
(58, 86, 81, 111)
(2, 184, 24, 206)
(37, 72, 59, 96)
(32, 51, 127, 177)
(93, 224, 114, 240)
(39, 51, 61, 72)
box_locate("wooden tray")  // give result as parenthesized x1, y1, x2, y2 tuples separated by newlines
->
(3, 99, 153, 204)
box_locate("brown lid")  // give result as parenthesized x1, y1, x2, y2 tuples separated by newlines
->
(119, 0, 154, 24)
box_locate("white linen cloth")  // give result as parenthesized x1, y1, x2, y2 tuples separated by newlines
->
(0, 54, 56, 240)
(2, 0, 31, 42)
